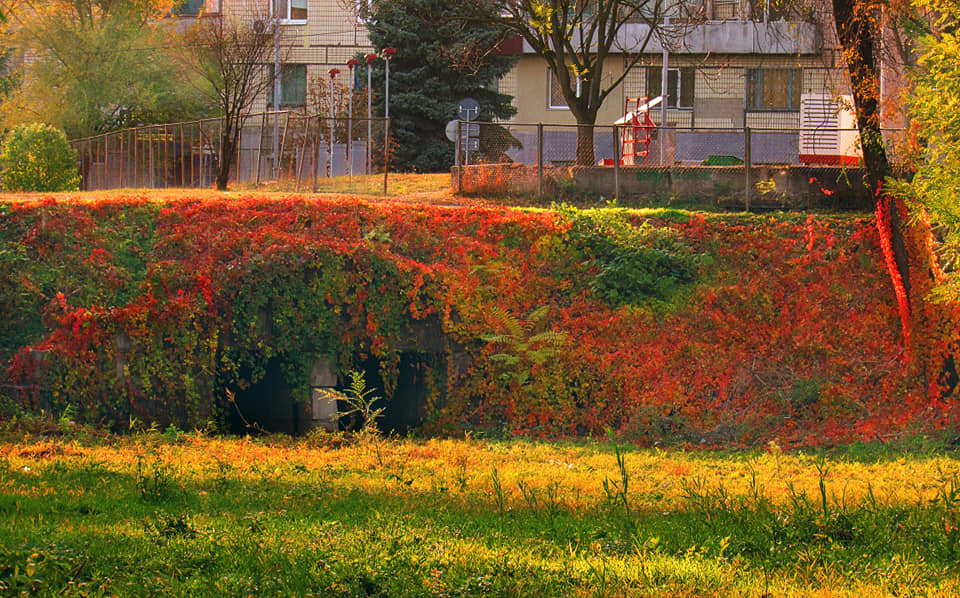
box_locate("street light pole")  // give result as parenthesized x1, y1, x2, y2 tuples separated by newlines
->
(346, 58, 359, 177)
(382, 47, 396, 120)
(365, 53, 376, 174)
(328, 68, 339, 178)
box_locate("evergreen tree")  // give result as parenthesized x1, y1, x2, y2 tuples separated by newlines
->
(366, 0, 517, 172)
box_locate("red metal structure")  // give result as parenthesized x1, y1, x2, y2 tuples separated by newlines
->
(613, 95, 660, 166)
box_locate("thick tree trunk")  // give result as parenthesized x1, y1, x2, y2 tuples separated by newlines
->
(831, 0, 911, 298)
(575, 125, 595, 166)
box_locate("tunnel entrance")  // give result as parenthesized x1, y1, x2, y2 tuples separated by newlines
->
(224, 351, 443, 436)
(357, 352, 441, 435)
(226, 358, 305, 435)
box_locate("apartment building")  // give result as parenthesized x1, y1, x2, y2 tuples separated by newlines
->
(179, 0, 374, 113)
(491, 0, 864, 165)
(499, 1, 844, 127)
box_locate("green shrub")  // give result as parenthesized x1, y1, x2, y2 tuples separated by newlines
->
(557, 203, 709, 304)
(1, 123, 79, 192)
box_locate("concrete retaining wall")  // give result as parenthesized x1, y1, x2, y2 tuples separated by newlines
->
(451, 164, 874, 211)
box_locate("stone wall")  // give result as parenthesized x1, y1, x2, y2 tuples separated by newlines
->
(451, 164, 874, 211)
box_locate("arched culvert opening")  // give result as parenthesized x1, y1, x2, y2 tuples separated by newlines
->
(353, 352, 440, 436)
(226, 358, 304, 435)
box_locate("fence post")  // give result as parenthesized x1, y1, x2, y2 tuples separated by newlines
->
(613, 125, 620, 202)
(235, 117, 242, 185)
(296, 117, 308, 192)
(313, 114, 321, 193)
(455, 120, 462, 192)
(537, 123, 544, 198)
(119, 130, 124, 188)
(256, 112, 266, 186)
(148, 127, 156, 188)
(180, 124, 185, 188)
(744, 125, 752, 212)
(278, 112, 290, 181)
(104, 135, 110, 189)
(199, 122, 205, 187)
(383, 117, 390, 196)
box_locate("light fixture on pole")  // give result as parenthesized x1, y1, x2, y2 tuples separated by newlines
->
(365, 53, 376, 174)
(346, 58, 359, 176)
(328, 68, 340, 178)
(382, 47, 396, 120)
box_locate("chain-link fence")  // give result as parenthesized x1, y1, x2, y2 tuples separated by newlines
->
(71, 111, 392, 194)
(453, 121, 902, 209)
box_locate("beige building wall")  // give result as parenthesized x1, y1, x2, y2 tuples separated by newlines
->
(218, 0, 373, 114)
(503, 53, 848, 130)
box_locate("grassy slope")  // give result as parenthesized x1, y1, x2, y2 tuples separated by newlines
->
(1, 430, 959, 596)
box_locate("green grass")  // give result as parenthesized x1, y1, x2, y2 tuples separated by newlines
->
(2, 425, 960, 596)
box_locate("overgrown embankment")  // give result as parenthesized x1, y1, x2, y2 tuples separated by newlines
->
(0, 193, 949, 445)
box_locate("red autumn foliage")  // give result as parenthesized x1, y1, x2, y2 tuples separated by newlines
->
(0, 192, 951, 447)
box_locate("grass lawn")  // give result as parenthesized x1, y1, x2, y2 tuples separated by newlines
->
(2, 428, 959, 597)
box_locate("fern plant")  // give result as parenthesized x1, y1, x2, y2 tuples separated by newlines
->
(481, 305, 568, 386)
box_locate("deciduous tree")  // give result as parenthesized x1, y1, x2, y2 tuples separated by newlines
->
(183, 10, 285, 190)
(0, 0, 208, 137)
(466, 0, 679, 165)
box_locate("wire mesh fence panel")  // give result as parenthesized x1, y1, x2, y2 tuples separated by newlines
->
(456, 121, 904, 205)
(71, 112, 392, 194)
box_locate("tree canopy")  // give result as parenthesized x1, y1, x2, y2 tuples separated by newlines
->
(182, 10, 284, 190)
(470, 0, 676, 165)
(900, 0, 960, 291)
(0, 0, 209, 138)
(366, 0, 517, 172)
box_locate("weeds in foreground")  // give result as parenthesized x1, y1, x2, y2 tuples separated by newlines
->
(3, 435, 960, 596)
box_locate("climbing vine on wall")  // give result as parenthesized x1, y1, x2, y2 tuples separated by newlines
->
(0, 193, 945, 446)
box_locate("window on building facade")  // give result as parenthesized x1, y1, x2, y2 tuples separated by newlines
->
(267, 64, 307, 107)
(746, 68, 801, 110)
(712, 0, 740, 19)
(274, 0, 307, 22)
(549, 69, 569, 109)
(173, 0, 205, 15)
(645, 67, 695, 108)
(749, 0, 804, 21)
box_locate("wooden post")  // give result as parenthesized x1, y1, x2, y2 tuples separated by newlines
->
(614, 125, 622, 202)
(744, 126, 752, 212)
(537, 123, 544, 198)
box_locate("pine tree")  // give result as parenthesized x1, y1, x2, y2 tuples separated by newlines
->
(365, 0, 517, 172)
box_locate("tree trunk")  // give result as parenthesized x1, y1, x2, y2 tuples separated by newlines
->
(831, 0, 911, 298)
(216, 121, 237, 191)
(575, 125, 595, 166)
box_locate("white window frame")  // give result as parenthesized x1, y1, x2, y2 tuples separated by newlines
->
(273, 0, 307, 24)
(548, 69, 569, 110)
(267, 64, 308, 108)
(646, 67, 695, 109)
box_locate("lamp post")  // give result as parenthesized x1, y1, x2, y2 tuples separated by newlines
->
(272, 1, 281, 178)
(382, 47, 396, 120)
(328, 68, 339, 177)
(346, 58, 359, 177)
(365, 53, 376, 174)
